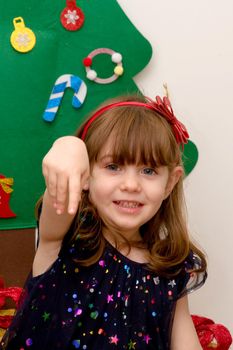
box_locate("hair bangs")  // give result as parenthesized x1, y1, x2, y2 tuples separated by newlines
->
(100, 107, 180, 168)
(82, 103, 181, 170)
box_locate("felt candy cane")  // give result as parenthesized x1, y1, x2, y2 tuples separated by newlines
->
(43, 74, 87, 122)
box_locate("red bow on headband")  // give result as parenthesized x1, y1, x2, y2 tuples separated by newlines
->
(146, 96, 189, 147)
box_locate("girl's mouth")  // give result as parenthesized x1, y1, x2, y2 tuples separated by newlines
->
(113, 200, 143, 208)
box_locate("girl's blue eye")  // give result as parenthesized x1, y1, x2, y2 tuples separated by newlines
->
(142, 167, 156, 176)
(106, 163, 120, 171)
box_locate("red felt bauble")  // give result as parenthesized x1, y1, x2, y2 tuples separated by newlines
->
(60, 0, 85, 31)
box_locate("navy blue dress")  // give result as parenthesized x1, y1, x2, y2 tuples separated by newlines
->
(1, 236, 206, 350)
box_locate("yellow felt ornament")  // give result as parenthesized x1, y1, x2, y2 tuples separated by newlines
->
(10, 17, 36, 53)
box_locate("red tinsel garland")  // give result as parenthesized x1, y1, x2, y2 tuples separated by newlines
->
(192, 315, 232, 350)
(0, 277, 22, 329)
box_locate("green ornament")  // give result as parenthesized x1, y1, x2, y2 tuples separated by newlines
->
(182, 140, 199, 176)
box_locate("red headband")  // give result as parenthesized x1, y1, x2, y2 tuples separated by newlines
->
(81, 96, 189, 147)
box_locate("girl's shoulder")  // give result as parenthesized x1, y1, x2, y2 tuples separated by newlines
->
(102, 242, 207, 298)
(172, 250, 207, 300)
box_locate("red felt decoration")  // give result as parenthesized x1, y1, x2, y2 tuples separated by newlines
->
(0, 174, 16, 218)
(60, 0, 85, 31)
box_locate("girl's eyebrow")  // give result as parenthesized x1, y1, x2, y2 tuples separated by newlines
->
(98, 154, 113, 162)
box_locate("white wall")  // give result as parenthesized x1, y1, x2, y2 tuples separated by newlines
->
(118, 0, 233, 334)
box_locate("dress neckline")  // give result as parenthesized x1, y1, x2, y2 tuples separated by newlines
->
(104, 239, 149, 268)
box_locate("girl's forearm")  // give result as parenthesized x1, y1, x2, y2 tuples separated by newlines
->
(39, 189, 76, 243)
(32, 189, 76, 278)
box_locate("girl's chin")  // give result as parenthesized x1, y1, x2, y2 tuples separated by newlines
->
(103, 221, 141, 238)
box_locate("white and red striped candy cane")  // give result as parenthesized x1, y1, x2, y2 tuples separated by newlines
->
(43, 74, 87, 122)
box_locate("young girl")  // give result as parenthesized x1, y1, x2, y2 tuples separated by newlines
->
(1, 94, 207, 349)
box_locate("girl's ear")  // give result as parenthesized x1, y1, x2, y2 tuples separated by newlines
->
(164, 166, 183, 199)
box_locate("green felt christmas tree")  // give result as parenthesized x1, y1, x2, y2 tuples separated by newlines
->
(0, 0, 197, 230)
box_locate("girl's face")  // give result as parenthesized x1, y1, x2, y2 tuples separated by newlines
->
(88, 140, 182, 240)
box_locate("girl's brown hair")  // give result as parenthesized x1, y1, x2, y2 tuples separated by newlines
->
(39, 94, 207, 277)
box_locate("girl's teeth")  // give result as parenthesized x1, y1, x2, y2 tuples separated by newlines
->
(117, 201, 140, 208)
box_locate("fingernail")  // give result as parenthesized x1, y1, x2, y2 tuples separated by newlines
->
(56, 209, 62, 215)
(68, 208, 75, 215)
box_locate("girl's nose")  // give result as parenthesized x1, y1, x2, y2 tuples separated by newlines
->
(120, 170, 141, 192)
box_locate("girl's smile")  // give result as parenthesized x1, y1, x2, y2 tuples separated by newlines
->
(113, 200, 143, 208)
(113, 200, 144, 215)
